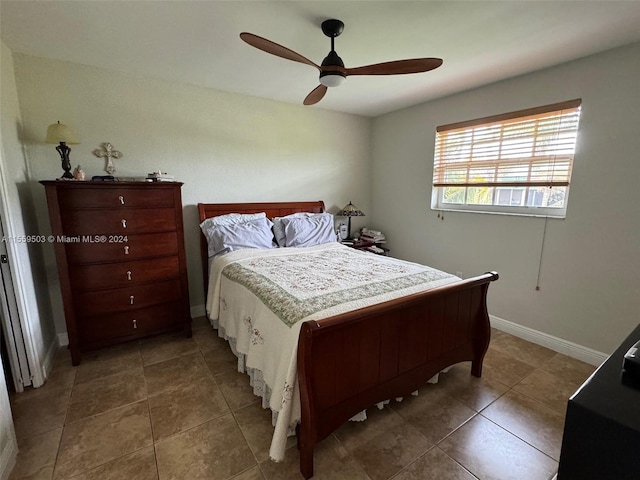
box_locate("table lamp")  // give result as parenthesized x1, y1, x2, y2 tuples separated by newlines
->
(337, 201, 365, 239)
(46, 121, 79, 179)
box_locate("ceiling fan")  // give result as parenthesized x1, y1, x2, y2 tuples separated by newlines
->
(240, 19, 443, 106)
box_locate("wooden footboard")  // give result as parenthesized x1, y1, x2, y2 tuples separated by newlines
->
(296, 271, 498, 479)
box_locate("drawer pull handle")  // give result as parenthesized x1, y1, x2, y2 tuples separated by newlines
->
(121, 219, 127, 228)
(119, 195, 125, 205)
(129, 295, 134, 305)
(126, 271, 132, 281)
(124, 246, 129, 255)
(133, 319, 137, 329)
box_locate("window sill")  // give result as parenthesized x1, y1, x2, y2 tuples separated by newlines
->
(431, 206, 566, 219)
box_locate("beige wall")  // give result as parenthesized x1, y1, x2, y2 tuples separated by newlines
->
(371, 41, 640, 355)
(12, 54, 372, 334)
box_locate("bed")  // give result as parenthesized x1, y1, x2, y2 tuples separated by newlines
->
(198, 201, 498, 479)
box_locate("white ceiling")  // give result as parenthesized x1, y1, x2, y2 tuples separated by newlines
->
(2, 1, 640, 117)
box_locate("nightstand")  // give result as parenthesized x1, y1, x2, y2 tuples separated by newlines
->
(343, 239, 390, 256)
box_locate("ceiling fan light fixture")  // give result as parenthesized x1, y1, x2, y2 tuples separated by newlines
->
(319, 72, 346, 87)
(320, 49, 346, 87)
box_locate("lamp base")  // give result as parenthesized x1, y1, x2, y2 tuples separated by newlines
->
(56, 142, 73, 180)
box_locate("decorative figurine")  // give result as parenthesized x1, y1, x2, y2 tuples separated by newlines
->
(72, 165, 85, 181)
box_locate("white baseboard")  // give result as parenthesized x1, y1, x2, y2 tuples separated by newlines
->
(490, 315, 608, 367)
(36, 335, 61, 388)
(191, 304, 206, 318)
(54, 309, 604, 367)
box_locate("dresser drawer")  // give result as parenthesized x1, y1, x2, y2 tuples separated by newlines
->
(78, 301, 185, 348)
(66, 232, 179, 264)
(74, 279, 182, 316)
(69, 257, 180, 291)
(62, 208, 176, 235)
(58, 186, 175, 209)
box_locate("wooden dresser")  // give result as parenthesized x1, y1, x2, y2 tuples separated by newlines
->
(41, 181, 191, 365)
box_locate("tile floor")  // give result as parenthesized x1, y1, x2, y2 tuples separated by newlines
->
(7, 319, 596, 480)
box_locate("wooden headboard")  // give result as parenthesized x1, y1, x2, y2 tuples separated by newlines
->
(197, 201, 326, 294)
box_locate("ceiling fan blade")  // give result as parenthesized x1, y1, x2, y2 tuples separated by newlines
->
(303, 85, 328, 106)
(345, 58, 443, 76)
(240, 32, 320, 70)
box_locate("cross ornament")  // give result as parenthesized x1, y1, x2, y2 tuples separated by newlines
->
(93, 142, 122, 174)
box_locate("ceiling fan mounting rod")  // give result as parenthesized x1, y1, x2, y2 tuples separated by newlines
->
(319, 18, 346, 86)
(320, 19, 346, 87)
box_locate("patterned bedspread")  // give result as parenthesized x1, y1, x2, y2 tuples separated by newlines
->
(205, 242, 459, 461)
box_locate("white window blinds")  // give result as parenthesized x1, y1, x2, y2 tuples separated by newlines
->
(433, 99, 582, 189)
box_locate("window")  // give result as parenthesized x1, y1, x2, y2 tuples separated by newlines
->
(431, 99, 582, 218)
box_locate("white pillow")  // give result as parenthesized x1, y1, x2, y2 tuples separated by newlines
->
(272, 212, 318, 247)
(208, 217, 275, 257)
(282, 213, 337, 248)
(200, 212, 266, 232)
(200, 212, 269, 257)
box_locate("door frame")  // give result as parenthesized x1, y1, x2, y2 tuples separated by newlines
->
(0, 217, 32, 392)
(0, 148, 42, 390)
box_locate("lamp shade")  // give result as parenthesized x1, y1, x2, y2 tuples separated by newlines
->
(46, 121, 79, 145)
(337, 201, 365, 217)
